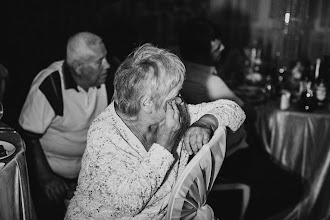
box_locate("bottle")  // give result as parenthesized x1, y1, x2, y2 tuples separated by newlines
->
(264, 75, 275, 99)
(250, 40, 263, 74)
(315, 57, 328, 108)
(315, 79, 327, 108)
(276, 66, 286, 96)
(314, 58, 321, 80)
(300, 81, 316, 111)
(299, 62, 316, 112)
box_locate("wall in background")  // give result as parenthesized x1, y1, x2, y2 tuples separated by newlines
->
(102, 0, 327, 66)
(0, 0, 328, 126)
(210, 0, 330, 66)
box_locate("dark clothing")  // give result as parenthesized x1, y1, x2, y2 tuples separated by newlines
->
(29, 174, 77, 220)
(218, 146, 304, 220)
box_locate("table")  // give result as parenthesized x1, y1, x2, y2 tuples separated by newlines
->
(255, 100, 330, 220)
(0, 122, 36, 220)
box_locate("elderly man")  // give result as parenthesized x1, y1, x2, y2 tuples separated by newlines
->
(19, 32, 112, 220)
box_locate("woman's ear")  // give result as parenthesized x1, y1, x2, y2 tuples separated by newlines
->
(141, 96, 153, 114)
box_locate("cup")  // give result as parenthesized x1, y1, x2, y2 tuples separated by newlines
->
(280, 91, 291, 110)
(0, 102, 3, 120)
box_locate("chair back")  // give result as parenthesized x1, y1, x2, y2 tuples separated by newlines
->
(166, 126, 226, 220)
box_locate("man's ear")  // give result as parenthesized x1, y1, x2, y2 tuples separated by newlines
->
(72, 60, 83, 75)
(141, 95, 153, 114)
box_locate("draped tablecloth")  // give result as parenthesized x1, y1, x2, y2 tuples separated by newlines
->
(256, 101, 330, 220)
(0, 123, 36, 220)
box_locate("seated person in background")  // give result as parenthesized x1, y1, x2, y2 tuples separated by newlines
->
(19, 32, 113, 220)
(179, 17, 248, 156)
(65, 43, 245, 220)
(179, 18, 304, 220)
(217, 46, 249, 89)
(179, 18, 244, 107)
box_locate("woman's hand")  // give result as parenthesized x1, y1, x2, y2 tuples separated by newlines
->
(183, 126, 212, 155)
(184, 114, 218, 155)
(156, 98, 182, 153)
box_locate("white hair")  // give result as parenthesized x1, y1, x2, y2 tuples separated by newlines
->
(66, 32, 103, 66)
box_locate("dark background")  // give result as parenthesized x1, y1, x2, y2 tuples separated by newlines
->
(0, 0, 329, 128)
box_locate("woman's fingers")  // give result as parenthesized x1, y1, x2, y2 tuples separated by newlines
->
(184, 127, 212, 155)
(184, 133, 193, 155)
(171, 100, 180, 122)
(203, 133, 210, 145)
(184, 131, 199, 155)
(196, 133, 203, 149)
(164, 99, 181, 128)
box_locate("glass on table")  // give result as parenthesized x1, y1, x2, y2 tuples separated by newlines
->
(280, 91, 291, 110)
(0, 102, 3, 120)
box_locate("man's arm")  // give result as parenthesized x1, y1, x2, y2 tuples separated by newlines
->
(207, 75, 244, 106)
(25, 136, 67, 202)
(18, 68, 68, 202)
(26, 137, 53, 178)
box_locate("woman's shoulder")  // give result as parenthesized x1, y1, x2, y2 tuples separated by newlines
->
(85, 111, 123, 159)
(87, 103, 133, 149)
(88, 104, 120, 139)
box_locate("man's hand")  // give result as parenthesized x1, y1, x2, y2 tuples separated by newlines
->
(39, 173, 68, 203)
(184, 114, 218, 155)
(156, 98, 182, 153)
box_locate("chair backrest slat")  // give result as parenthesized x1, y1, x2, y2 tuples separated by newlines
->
(166, 126, 226, 220)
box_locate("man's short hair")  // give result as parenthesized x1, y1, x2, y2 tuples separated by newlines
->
(179, 18, 219, 61)
(113, 43, 185, 116)
(66, 32, 103, 66)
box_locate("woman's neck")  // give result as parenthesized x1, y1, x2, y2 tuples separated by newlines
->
(130, 121, 156, 151)
(116, 108, 156, 151)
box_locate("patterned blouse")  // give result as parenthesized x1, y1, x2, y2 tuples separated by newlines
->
(65, 99, 245, 220)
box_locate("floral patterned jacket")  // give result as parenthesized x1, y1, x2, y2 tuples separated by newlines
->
(65, 99, 245, 220)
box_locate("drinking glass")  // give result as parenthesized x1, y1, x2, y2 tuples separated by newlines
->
(0, 102, 3, 120)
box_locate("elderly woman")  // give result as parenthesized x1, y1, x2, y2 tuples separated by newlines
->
(65, 44, 245, 220)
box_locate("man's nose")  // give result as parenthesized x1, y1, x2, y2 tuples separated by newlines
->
(220, 44, 225, 52)
(103, 59, 110, 69)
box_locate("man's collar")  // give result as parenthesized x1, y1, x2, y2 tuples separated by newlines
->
(62, 61, 79, 91)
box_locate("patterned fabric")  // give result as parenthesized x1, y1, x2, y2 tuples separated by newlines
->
(65, 99, 245, 220)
